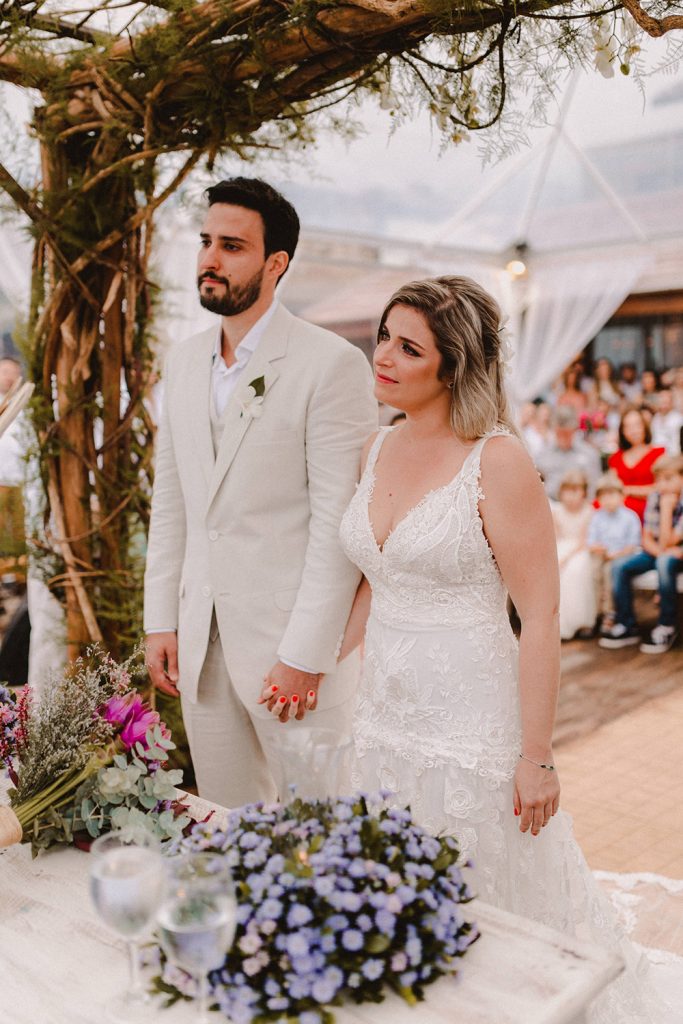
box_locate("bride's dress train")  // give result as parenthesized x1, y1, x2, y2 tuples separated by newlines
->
(339, 427, 682, 1023)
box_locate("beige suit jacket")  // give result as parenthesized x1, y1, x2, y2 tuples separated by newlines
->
(144, 304, 377, 707)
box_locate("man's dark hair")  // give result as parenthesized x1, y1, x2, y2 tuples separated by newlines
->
(205, 178, 300, 275)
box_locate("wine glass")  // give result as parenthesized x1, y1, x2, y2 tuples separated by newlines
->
(89, 828, 165, 1022)
(157, 851, 237, 1022)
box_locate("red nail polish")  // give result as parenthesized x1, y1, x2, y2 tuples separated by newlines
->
(278, 696, 286, 704)
(271, 684, 278, 692)
(308, 690, 315, 698)
(291, 695, 299, 703)
(514, 808, 520, 817)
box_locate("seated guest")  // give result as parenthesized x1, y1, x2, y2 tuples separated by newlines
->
(599, 453, 683, 654)
(555, 363, 588, 417)
(639, 368, 660, 414)
(671, 366, 683, 414)
(588, 357, 622, 411)
(552, 471, 597, 640)
(619, 361, 641, 404)
(650, 388, 683, 454)
(608, 406, 665, 522)
(521, 400, 551, 460)
(536, 406, 601, 500)
(587, 474, 642, 631)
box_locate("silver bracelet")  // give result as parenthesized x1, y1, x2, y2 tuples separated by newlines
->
(519, 753, 555, 771)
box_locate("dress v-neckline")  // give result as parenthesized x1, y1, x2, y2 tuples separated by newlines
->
(365, 428, 479, 555)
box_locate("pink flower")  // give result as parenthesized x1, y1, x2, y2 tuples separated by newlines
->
(101, 692, 168, 752)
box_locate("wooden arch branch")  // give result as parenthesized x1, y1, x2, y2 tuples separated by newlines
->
(620, 0, 683, 35)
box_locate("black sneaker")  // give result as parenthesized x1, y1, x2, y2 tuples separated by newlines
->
(639, 625, 678, 654)
(598, 623, 641, 648)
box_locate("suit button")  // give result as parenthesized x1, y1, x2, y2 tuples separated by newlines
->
(208, 530, 218, 541)
(202, 586, 212, 598)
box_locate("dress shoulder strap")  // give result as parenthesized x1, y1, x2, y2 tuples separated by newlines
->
(465, 426, 514, 498)
(364, 426, 393, 476)
(470, 424, 513, 460)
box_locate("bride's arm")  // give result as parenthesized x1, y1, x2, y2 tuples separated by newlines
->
(478, 434, 561, 838)
(337, 431, 380, 662)
(338, 576, 372, 661)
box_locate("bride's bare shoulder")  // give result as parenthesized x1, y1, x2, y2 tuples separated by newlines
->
(480, 433, 541, 490)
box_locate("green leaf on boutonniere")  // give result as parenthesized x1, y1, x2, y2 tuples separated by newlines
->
(249, 375, 265, 397)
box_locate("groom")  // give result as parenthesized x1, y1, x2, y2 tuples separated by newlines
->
(144, 178, 377, 807)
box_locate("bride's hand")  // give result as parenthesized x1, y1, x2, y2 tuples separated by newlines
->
(257, 662, 322, 722)
(513, 759, 560, 836)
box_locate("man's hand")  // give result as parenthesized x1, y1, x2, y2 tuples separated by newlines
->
(145, 632, 180, 698)
(258, 661, 322, 722)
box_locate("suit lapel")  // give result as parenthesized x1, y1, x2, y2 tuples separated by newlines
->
(185, 326, 216, 490)
(207, 304, 292, 509)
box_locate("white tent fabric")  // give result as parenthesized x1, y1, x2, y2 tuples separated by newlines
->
(508, 254, 653, 404)
(0, 215, 31, 311)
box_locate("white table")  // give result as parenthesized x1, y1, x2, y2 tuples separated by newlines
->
(0, 799, 623, 1024)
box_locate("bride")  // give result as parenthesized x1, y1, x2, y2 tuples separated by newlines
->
(334, 276, 678, 1023)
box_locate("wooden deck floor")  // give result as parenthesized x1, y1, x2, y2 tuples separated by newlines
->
(555, 635, 683, 748)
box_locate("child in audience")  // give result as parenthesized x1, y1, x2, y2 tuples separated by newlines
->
(552, 470, 596, 639)
(587, 474, 642, 631)
(599, 454, 683, 653)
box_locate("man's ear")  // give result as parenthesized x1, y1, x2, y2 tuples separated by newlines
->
(268, 250, 289, 282)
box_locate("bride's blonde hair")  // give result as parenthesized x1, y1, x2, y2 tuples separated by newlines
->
(378, 276, 517, 440)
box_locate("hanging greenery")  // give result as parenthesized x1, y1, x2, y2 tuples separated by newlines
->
(0, 0, 680, 655)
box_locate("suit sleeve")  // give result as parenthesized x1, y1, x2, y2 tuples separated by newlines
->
(277, 343, 378, 673)
(143, 353, 187, 631)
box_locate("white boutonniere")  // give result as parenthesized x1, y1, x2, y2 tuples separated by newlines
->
(240, 375, 266, 420)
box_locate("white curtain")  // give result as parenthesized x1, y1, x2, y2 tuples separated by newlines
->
(153, 219, 215, 350)
(0, 213, 32, 313)
(508, 255, 652, 405)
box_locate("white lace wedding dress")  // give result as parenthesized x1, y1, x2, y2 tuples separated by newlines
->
(339, 426, 680, 1023)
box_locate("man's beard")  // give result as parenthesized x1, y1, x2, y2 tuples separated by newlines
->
(197, 267, 264, 316)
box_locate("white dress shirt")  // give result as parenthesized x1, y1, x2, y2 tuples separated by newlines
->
(211, 299, 278, 418)
(148, 300, 319, 675)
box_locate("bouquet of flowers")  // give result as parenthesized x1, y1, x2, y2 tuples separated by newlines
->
(0, 647, 191, 856)
(154, 794, 479, 1023)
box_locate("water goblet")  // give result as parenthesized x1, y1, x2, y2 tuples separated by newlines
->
(89, 828, 165, 1022)
(157, 851, 237, 1022)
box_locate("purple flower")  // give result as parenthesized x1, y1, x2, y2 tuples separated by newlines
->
(257, 898, 283, 922)
(311, 966, 344, 1003)
(285, 933, 310, 959)
(361, 959, 385, 981)
(287, 904, 313, 928)
(313, 876, 336, 897)
(341, 929, 364, 952)
(391, 952, 408, 972)
(406, 935, 423, 965)
(375, 909, 396, 934)
(326, 914, 349, 932)
(101, 692, 166, 752)
(339, 891, 363, 913)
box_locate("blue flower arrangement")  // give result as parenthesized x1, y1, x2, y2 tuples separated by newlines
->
(153, 793, 479, 1023)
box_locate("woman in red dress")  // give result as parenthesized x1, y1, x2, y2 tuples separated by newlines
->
(608, 406, 665, 522)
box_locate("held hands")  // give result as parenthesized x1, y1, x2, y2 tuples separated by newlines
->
(513, 757, 560, 837)
(145, 632, 180, 698)
(257, 661, 322, 723)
